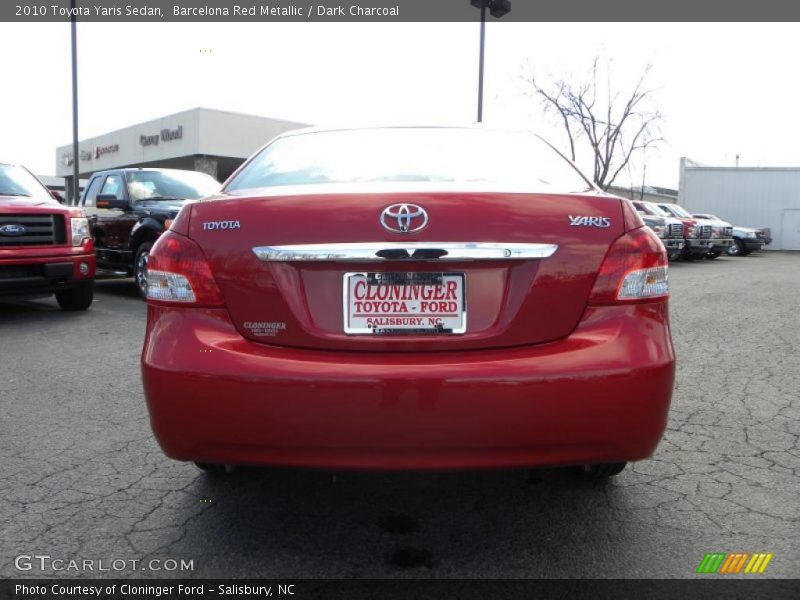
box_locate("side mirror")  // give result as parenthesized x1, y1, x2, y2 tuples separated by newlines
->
(96, 194, 128, 210)
(50, 190, 65, 204)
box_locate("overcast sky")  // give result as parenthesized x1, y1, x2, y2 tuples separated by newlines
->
(1, 22, 797, 188)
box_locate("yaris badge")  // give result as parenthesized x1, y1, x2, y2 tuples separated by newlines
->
(380, 204, 428, 233)
(568, 215, 611, 228)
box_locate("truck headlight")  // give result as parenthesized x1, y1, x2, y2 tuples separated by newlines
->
(746, 231, 757, 239)
(71, 217, 90, 246)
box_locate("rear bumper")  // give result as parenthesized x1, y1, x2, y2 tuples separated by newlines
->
(0, 251, 95, 298)
(141, 303, 675, 470)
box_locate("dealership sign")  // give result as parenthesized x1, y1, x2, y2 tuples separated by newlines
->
(140, 126, 184, 147)
(94, 143, 119, 158)
(61, 143, 119, 166)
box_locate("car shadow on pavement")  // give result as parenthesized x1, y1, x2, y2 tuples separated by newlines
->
(0, 278, 140, 319)
(95, 277, 141, 299)
(0, 298, 62, 316)
(167, 465, 619, 577)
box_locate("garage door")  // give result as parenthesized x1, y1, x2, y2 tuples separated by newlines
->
(781, 209, 800, 250)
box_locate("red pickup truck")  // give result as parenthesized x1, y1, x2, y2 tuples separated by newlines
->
(0, 163, 95, 310)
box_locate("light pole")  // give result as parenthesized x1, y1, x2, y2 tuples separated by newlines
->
(70, 0, 79, 205)
(470, 0, 511, 123)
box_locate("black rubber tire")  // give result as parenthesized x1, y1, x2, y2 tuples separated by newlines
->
(582, 462, 627, 479)
(55, 281, 94, 311)
(194, 462, 230, 476)
(667, 252, 681, 261)
(706, 251, 721, 260)
(134, 242, 153, 300)
(727, 239, 744, 257)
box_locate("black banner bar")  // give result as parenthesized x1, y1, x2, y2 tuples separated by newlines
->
(2, 579, 800, 600)
(4, 0, 800, 22)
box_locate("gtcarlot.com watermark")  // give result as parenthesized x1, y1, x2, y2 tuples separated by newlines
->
(15, 554, 194, 572)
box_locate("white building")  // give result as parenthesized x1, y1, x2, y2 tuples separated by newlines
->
(55, 107, 307, 201)
(679, 158, 800, 250)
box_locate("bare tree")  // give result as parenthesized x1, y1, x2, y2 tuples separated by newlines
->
(525, 58, 663, 191)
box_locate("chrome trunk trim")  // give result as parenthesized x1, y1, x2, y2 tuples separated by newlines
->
(252, 242, 559, 262)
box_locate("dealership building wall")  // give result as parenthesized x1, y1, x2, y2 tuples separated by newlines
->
(678, 158, 800, 250)
(55, 108, 307, 202)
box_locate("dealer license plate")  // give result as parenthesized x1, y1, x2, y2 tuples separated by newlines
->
(344, 272, 466, 335)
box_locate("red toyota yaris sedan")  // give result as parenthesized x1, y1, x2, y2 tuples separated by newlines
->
(141, 126, 675, 478)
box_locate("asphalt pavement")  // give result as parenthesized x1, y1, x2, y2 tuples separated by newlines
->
(1, 253, 798, 578)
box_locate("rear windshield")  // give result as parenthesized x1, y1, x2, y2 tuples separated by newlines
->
(0, 164, 53, 201)
(126, 170, 220, 201)
(225, 128, 593, 193)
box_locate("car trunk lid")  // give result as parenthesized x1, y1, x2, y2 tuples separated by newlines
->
(187, 191, 624, 352)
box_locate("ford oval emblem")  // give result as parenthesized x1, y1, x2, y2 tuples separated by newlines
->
(0, 223, 26, 237)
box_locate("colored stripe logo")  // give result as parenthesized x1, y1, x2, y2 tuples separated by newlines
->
(697, 553, 773, 574)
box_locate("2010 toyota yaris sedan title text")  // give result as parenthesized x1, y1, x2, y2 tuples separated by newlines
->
(140, 126, 675, 478)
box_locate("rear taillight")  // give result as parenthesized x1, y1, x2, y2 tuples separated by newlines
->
(146, 231, 224, 307)
(589, 226, 669, 305)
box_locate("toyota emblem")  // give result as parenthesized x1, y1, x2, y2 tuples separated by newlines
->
(380, 203, 428, 234)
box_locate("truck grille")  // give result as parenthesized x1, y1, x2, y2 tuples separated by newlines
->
(724, 226, 733, 236)
(0, 214, 66, 247)
(698, 225, 713, 238)
(668, 223, 684, 238)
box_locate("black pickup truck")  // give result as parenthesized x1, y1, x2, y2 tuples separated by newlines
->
(79, 168, 219, 298)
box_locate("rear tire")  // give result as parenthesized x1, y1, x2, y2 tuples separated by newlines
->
(582, 462, 627, 479)
(55, 282, 94, 311)
(134, 242, 153, 300)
